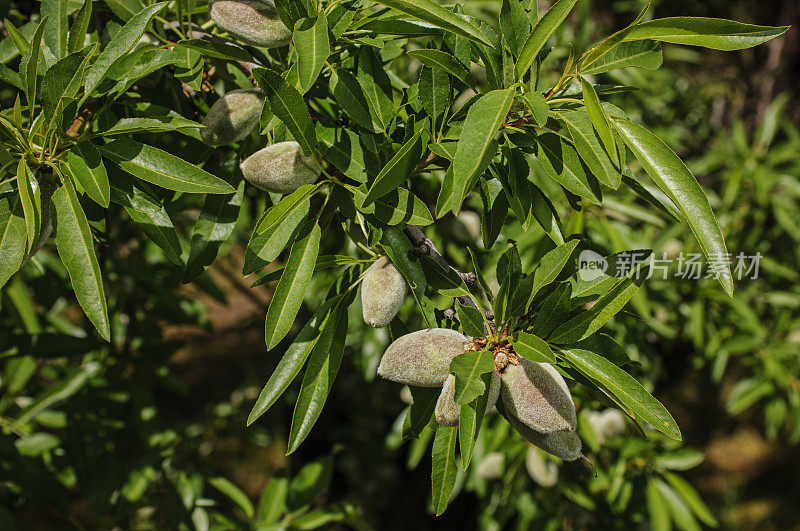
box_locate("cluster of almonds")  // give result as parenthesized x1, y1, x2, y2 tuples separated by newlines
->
(202, 0, 319, 194)
(362, 257, 582, 461)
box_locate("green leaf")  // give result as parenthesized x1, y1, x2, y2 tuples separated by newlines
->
(41, 0, 68, 58)
(108, 167, 183, 266)
(580, 40, 662, 75)
(452, 88, 514, 214)
(450, 349, 494, 405)
(99, 138, 235, 194)
(68, 0, 93, 54)
(408, 49, 476, 89)
(531, 282, 572, 337)
(662, 471, 718, 527)
(556, 108, 622, 189)
(420, 255, 470, 298)
(16, 160, 41, 254)
(208, 477, 254, 519)
(19, 16, 47, 113)
(579, 3, 650, 73)
(175, 38, 253, 62)
(646, 478, 672, 531)
(531, 239, 579, 298)
(655, 479, 702, 531)
(550, 271, 645, 343)
(248, 298, 340, 425)
(431, 425, 458, 515)
(52, 179, 110, 340)
(287, 299, 348, 454)
(419, 66, 451, 121)
(252, 67, 317, 155)
(613, 118, 734, 296)
(41, 46, 94, 134)
(331, 69, 374, 131)
(0, 194, 27, 288)
(529, 182, 564, 245)
(455, 300, 485, 337)
(513, 332, 556, 363)
(264, 220, 321, 349)
(580, 76, 618, 163)
(532, 132, 602, 203)
(184, 173, 243, 282)
(515, 0, 578, 80)
(354, 186, 433, 226)
(403, 386, 439, 439)
(257, 472, 289, 524)
(558, 346, 680, 440)
(459, 371, 492, 468)
(375, 0, 492, 47)
(521, 91, 548, 126)
(91, 116, 202, 137)
(294, 13, 329, 93)
(66, 142, 109, 207)
(624, 17, 790, 51)
(357, 47, 394, 132)
(362, 129, 425, 206)
(84, 2, 167, 95)
(381, 228, 435, 327)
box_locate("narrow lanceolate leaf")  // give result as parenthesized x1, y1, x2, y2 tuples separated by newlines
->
(451, 89, 514, 214)
(362, 129, 425, 206)
(92, 116, 202, 137)
(623, 17, 790, 51)
(19, 16, 48, 112)
(68, 0, 93, 54)
(420, 256, 470, 298)
(580, 40, 662, 75)
(513, 332, 556, 363)
(403, 387, 439, 440)
(431, 425, 458, 515)
(515, 0, 578, 80)
(265, 220, 321, 349)
(0, 194, 27, 288)
(450, 349, 494, 405)
(374, 0, 492, 47)
(353, 186, 433, 226)
(532, 132, 602, 203)
(381, 228, 435, 327)
(580, 76, 618, 163)
(522, 91, 548, 126)
(84, 3, 167, 95)
(331, 69, 374, 130)
(357, 47, 394, 132)
(459, 371, 492, 468)
(287, 301, 348, 454)
(66, 142, 109, 207)
(99, 138, 235, 194)
(248, 298, 341, 425)
(252, 67, 317, 155)
(558, 346, 681, 440)
(613, 118, 734, 296)
(41, 0, 68, 58)
(184, 176, 243, 282)
(455, 299, 485, 337)
(550, 270, 646, 343)
(16, 160, 41, 253)
(294, 13, 329, 93)
(52, 180, 110, 340)
(408, 49, 476, 89)
(579, 3, 649, 73)
(556, 108, 622, 189)
(531, 239, 579, 298)
(41, 46, 94, 134)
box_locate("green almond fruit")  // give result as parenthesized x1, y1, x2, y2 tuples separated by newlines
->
(361, 256, 407, 328)
(201, 89, 264, 146)
(209, 0, 292, 48)
(377, 328, 470, 387)
(240, 141, 320, 194)
(500, 358, 576, 434)
(435, 370, 500, 427)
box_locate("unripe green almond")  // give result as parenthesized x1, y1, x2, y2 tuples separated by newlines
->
(201, 89, 264, 146)
(500, 358, 576, 434)
(361, 256, 407, 327)
(208, 0, 292, 48)
(505, 412, 583, 461)
(240, 141, 320, 194)
(435, 370, 500, 427)
(378, 328, 469, 387)
(451, 210, 482, 242)
(476, 452, 504, 479)
(525, 446, 559, 486)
